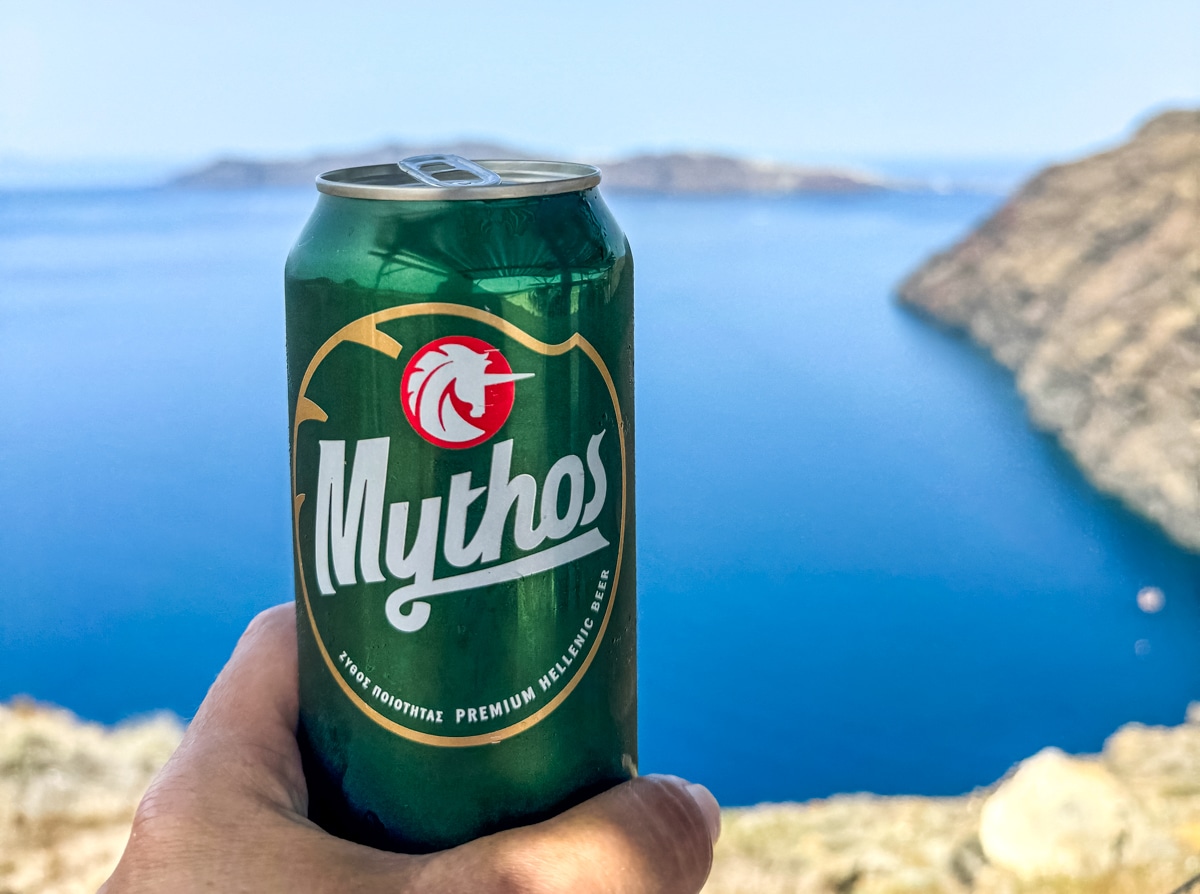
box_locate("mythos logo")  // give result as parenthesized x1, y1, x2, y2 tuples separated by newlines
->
(291, 305, 627, 742)
(299, 320, 620, 637)
(401, 337, 533, 449)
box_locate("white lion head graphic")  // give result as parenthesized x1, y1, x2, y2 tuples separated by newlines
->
(404, 342, 533, 444)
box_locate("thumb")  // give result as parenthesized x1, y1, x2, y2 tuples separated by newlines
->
(436, 774, 720, 894)
(149, 603, 308, 817)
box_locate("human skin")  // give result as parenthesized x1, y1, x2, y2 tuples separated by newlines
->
(101, 604, 720, 893)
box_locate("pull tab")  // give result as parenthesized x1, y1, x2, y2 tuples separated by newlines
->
(397, 154, 503, 188)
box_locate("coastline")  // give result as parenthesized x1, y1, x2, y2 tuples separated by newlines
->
(166, 143, 899, 195)
(898, 109, 1200, 555)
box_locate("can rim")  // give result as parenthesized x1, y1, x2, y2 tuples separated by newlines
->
(315, 159, 602, 201)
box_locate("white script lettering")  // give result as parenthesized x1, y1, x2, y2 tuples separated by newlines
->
(312, 432, 611, 633)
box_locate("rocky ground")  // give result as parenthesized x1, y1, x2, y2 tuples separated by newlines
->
(707, 712, 1200, 893)
(0, 700, 182, 894)
(5, 700, 1200, 893)
(897, 109, 1200, 552)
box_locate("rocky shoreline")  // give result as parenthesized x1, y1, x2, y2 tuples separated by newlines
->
(4, 699, 1200, 893)
(898, 109, 1200, 553)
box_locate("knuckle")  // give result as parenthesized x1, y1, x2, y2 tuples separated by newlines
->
(414, 847, 555, 894)
(476, 850, 556, 894)
(241, 603, 293, 643)
(128, 777, 199, 845)
(105, 772, 225, 892)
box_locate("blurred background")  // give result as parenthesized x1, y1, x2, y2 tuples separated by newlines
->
(2, 0, 1199, 817)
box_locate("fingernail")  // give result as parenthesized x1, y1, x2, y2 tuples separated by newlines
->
(685, 782, 721, 844)
(642, 774, 723, 844)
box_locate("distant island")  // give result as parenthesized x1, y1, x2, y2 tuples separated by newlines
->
(898, 109, 1200, 551)
(171, 141, 897, 195)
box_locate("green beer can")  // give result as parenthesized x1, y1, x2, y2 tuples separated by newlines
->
(284, 155, 636, 852)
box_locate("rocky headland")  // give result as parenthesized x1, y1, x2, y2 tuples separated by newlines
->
(898, 109, 1200, 551)
(6, 699, 1200, 894)
(170, 142, 893, 195)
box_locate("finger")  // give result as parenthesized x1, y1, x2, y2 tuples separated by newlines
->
(155, 603, 308, 816)
(427, 774, 719, 894)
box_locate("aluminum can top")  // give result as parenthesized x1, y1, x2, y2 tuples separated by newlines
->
(316, 154, 601, 202)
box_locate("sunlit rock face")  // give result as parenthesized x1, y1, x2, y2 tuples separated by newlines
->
(978, 747, 1178, 879)
(898, 110, 1200, 551)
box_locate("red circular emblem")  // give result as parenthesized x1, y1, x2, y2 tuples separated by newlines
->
(400, 336, 531, 449)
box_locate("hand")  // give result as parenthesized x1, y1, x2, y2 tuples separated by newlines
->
(101, 604, 720, 893)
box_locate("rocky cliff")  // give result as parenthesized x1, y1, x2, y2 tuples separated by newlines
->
(898, 109, 1200, 550)
(171, 145, 892, 195)
(6, 699, 1200, 894)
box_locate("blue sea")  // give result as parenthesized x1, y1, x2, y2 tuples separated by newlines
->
(2, 186, 1198, 807)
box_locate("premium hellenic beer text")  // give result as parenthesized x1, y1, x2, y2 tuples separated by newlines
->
(284, 156, 635, 852)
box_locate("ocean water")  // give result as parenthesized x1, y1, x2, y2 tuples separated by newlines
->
(2, 186, 1198, 807)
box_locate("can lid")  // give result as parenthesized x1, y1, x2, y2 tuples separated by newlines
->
(316, 154, 601, 201)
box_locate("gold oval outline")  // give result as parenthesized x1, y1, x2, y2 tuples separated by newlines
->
(291, 302, 626, 747)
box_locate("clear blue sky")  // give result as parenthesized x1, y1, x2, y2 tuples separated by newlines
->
(1, 0, 1197, 164)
